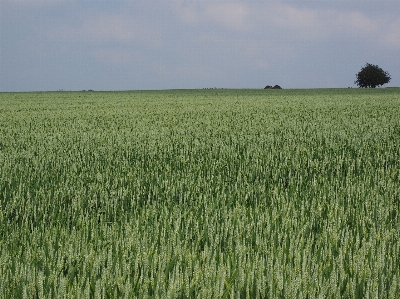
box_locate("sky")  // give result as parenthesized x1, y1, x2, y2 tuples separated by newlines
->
(1, 0, 399, 91)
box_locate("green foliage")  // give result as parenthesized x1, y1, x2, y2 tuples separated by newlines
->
(1, 88, 400, 298)
(355, 63, 391, 88)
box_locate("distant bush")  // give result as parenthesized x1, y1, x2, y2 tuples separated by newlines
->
(264, 85, 282, 89)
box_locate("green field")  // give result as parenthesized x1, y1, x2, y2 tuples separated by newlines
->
(1, 88, 400, 298)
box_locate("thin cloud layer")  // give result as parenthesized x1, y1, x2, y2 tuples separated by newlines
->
(48, 13, 163, 47)
(381, 18, 400, 50)
(1, 0, 399, 91)
(181, 2, 250, 30)
(2, 0, 74, 5)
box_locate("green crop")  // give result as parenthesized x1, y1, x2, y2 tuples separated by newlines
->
(1, 88, 399, 298)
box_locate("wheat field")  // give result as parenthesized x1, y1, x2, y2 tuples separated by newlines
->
(1, 88, 399, 298)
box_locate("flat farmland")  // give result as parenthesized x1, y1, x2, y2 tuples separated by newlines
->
(1, 88, 400, 298)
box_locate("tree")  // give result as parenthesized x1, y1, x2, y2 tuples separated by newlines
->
(355, 63, 391, 88)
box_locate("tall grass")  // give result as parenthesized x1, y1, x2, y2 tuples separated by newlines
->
(1, 88, 399, 298)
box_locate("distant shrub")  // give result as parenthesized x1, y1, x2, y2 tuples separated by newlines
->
(264, 85, 282, 89)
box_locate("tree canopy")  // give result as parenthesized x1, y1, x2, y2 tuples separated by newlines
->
(355, 63, 391, 88)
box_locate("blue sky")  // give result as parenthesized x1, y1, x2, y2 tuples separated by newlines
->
(1, 0, 399, 91)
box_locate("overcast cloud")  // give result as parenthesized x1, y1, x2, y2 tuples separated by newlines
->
(1, 0, 399, 91)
